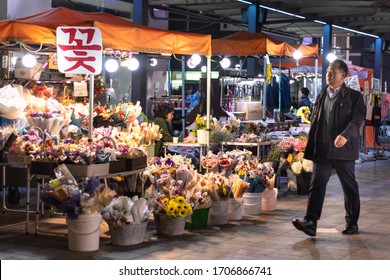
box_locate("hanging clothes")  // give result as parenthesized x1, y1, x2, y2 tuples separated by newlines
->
(266, 73, 292, 112)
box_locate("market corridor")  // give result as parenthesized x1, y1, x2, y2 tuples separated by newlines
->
(1, 159, 390, 260)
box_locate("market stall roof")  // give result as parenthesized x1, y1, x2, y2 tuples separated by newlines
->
(0, 7, 211, 56)
(211, 31, 317, 57)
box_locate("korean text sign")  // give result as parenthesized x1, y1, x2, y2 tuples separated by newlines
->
(56, 26, 102, 75)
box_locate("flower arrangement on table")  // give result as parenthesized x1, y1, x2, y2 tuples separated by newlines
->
(137, 122, 162, 145)
(210, 117, 239, 144)
(277, 136, 313, 175)
(40, 164, 116, 219)
(102, 196, 151, 231)
(146, 154, 194, 176)
(238, 122, 270, 143)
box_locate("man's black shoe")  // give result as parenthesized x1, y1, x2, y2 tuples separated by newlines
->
(292, 219, 317, 236)
(342, 225, 359, 235)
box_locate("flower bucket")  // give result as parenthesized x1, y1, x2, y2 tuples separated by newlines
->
(185, 208, 209, 229)
(228, 198, 244, 220)
(143, 144, 155, 157)
(109, 221, 148, 246)
(262, 188, 278, 211)
(154, 214, 186, 236)
(296, 172, 312, 195)
(68, 213, 101, 252)
(243, 193, 262, 215)
(197, 130, 208, 144)
(208, 200, 228, 225)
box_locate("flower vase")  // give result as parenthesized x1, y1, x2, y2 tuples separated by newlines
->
(197, 130, 208, 144)
(208, 200, 228, 225)
(261, 188, 278, 211)
(296, 171, 312, 195)
(154, 214, 186, 236)
(67, 213, 102, 252)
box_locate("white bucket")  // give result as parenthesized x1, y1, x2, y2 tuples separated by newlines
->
(197, 130, 209, 144)
(209, 200, 228, 225)
(109, 221, 148, 246)
(243, 193, 262, 215)
(262, 188, 278, 211)
(68, 213, 101, 252)
(228, 198, 244, 220)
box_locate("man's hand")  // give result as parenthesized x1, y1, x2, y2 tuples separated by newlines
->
(334, 135, 347, 148)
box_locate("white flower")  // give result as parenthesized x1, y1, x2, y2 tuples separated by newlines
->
(291, 161, 303, 175)
(302, 159, 313, 173)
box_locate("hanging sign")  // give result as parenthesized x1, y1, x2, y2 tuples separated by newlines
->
(56, 26, 102, 75)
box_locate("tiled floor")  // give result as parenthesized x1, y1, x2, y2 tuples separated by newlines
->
(1, 159, 390, 260)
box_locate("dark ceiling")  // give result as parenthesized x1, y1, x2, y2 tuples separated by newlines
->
(147, 0, 390, 41)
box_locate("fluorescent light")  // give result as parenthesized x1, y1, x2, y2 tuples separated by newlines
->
(314, 20, 327, 25)
(332, 24, 379, 38)
(237, 0, 252, 4)
(259, 4, 306, 19)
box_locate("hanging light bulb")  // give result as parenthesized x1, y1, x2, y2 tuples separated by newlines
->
(187, 58, 197, 69)
(149, 58, 158, 67)
(293, 50, 302, 60)
(22, 54, 37, 68)
(104, 58, 119, 73)
(190, 54, 201, 66)
(220, 57, 231, 69)
(127, 57, 139, 71)
(201, 65, 207, 73)
(326, 53, 337, 63)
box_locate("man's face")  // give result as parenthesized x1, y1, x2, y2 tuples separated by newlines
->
(326, 63, 345, 88)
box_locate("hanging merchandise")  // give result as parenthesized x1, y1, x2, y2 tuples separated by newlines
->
(371, 95, 382, 127)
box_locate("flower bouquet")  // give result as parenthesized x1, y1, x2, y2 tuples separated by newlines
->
(102, 196, 151, 245)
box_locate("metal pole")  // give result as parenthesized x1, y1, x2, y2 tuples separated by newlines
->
(278, 58, 281, 112)
(88, 75, 94, 140)
(167, 59, 171, 103)
(262, 56, 267, 120)
(207, 56, 211, 146)
(314, 57, 318, 100)
(181, 56, 186, 136)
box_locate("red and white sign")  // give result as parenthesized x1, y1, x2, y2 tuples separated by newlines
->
(56, 26, 102, 75)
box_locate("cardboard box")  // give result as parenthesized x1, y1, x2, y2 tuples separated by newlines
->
(124, 156, 147, 171)
(109, 159, 126, 174)
(14, 62, 42, 80)
(65, 163, 109, 177)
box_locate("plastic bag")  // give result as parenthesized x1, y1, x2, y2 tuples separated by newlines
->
(0, 85, 28, 119)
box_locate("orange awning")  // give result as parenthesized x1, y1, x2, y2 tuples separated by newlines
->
(212, 30, 318, 58)
(0, 7, 211, 56)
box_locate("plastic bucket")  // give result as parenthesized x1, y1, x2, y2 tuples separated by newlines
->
(109, 221, 148, 246)
(228, 198, 244, 220)
(262, 188, 278, 211)
(243, 193, 262, 215)
(68, 213, 101, 252)
(208, 200, 228, 225)
(197, 130, 209, 144)
(155, 214, 186, 236)
(185, 208, 209, 229)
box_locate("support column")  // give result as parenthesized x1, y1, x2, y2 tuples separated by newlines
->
(132, 0, 148, 111)
(374, 38, 382, 80)
(321, 24, 332, 87)
(247, 3, 260, 77)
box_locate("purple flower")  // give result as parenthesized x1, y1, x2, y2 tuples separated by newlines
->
(165, 158, 175, 167)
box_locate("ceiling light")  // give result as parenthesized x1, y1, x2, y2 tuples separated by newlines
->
(187, 58, 197, 69)
(201, 65, 207, 73)
(190, 54, 201, 66)
(220, 57, 231, 69)
(22, 54, 37, 68)
(127, 57, 139, 71)
(104, 58, 119, 73)
(293, 50, 303, 60)
(326, 53, 337, 63)
(149, 58, 158, 67)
